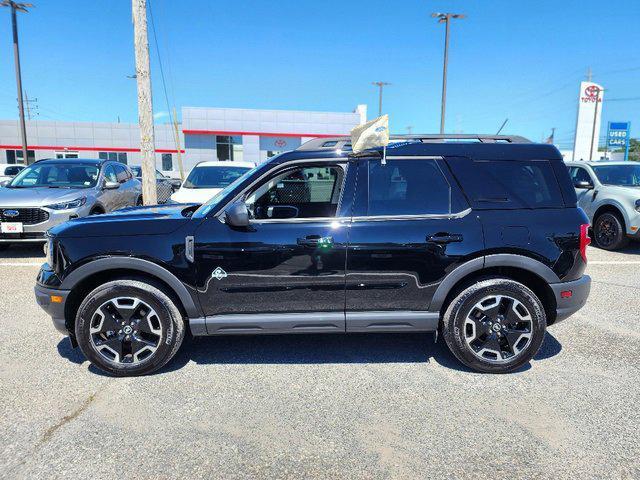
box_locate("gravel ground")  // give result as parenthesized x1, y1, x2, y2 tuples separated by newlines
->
(0, 243, 638, 479)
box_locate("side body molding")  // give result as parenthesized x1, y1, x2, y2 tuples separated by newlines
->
(60, 257, 201, 318)
(428, 254, 560, 312)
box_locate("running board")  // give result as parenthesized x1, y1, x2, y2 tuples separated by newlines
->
(189, 311, 440, 336)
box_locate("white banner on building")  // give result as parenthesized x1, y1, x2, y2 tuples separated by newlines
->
(573, 81, 604, 161)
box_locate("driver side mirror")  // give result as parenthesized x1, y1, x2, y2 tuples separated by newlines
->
(103, 180, 120, 190)
(574, 180, 593, 190)
(225, 201, 250, 227)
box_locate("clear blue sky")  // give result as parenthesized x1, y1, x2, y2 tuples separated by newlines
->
(0, 0, 639, 149)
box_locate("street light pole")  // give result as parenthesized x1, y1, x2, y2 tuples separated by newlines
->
(2, 1, 32, 164)
(372, 81, 391, 117)
(432, 12, 465, 135)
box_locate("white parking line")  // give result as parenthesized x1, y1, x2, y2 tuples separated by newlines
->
(589, 261, 640, 265)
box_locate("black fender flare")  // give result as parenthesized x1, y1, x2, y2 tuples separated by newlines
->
(428, 253, 560, 312)
(60, 257, 201, 318)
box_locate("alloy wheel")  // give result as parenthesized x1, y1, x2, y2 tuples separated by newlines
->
(89, 297, 163, 365)
(596, 217, 617, 248)
(464, 294, 533, 363)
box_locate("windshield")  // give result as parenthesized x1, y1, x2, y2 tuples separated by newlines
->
(9, 163, 100, 188)
(183, 165, 251, 189)
(592, 165, 640, 187)
(130, 166, 142, 177)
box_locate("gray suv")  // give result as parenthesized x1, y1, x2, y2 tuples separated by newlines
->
(0, 158, 141, 249)
(566, 161, 640, 250)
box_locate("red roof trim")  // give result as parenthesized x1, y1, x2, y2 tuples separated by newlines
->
(182, 129, 341, 138)
(0, 145, 184, 154)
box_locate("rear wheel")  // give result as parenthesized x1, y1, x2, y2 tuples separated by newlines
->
(89, 207, 104, 215)
(594, 212, 628, 250)
(442, 278, 546, 373)
(136, 196, 144, 206)
(75, 280, 185, 376)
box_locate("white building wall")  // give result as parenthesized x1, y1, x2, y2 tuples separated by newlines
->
(242, 135, 260, 164)
(182, 106, 363, 166)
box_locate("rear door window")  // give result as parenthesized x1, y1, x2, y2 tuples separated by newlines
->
(447, 158, 564, 209)
(367, 158, 459, 216)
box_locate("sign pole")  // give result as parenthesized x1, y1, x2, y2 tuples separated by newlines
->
(624, 122, 631, 161)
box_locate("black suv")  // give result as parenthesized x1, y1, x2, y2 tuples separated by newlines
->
(34, 134, 591, 376)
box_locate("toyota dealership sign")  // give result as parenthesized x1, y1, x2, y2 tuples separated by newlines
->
(573, 81, 604, 160)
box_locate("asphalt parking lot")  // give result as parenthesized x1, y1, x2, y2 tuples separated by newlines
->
(0, 244, 638, 479)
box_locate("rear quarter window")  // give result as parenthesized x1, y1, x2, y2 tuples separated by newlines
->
(446, 157, 564, 209)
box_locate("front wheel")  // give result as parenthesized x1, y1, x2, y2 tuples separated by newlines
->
(594, 212, 628, 250)
(75, 279, 185, 376)
(442, 278, 546, 373)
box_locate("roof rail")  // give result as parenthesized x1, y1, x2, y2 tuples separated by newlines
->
(296, 134, 532, 151)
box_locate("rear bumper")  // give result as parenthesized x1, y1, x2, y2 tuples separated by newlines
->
(549, 275, 591, 324)
(34, 283, 70, 334)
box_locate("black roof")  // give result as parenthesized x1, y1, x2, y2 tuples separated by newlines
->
(276, 136, 562, 164)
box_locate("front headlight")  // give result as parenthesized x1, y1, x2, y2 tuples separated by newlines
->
(45, 197, 87, 210)
(635, 200, 640, 213)
(44, 237, 54, 268)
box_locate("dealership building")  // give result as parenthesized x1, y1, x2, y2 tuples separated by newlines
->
(0, 105, 366, 177)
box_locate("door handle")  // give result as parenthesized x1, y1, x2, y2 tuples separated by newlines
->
(297, 235, 334, 247)
(426, 233, 463, 244)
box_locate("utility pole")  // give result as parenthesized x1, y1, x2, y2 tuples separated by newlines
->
(172, 107, 184, 180)
(2, 1, 32, 164)
(24, 91, 38, 120)
(132, 0, 157, 205)
(432, 12, 465, 134)
(372, 81, 391, 117)
(589, 87, 602, 160)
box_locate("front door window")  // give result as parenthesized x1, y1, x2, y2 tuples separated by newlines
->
(246, 165, 345, 220)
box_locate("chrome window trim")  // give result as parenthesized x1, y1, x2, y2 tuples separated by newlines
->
(246, 208, 472, 225)
(215, 158, 349, 222)
(352, 208, 472, 222)
(383, 155, 443, 160)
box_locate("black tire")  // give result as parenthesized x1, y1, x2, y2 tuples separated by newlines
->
(136, 196, 143, 206)
(89, 207, 104, 215)
(442, 278, 547, 373)
(594, 212, 628, 250)
(75, 279, 185, 376)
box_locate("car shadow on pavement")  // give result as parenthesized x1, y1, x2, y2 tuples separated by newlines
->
(0, 244, 44, 259)
(590, 242, 640, 255)
(158, 330, 563, 375)
(56, 330, 562, 376)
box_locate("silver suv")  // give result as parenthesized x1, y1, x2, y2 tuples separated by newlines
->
(566, 161, 640, 250)
(0, 158, 141, 249)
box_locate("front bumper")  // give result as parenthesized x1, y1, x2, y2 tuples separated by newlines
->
(34, 283, 70, 334)
(549, 275, 591, 324)
(0, 205, 90, 243)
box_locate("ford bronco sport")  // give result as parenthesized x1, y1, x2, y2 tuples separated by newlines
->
(35, 134, 591, 376)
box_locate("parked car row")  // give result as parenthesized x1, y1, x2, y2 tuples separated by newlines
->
(0, 158, 256, 248)
(565, 161, 640, 251)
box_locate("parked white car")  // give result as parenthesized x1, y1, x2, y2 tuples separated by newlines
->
(0, 163, 26, 183)
(170, 161, 255, 204)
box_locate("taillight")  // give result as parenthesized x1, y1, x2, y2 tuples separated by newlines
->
(579, 223, 590, 262)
